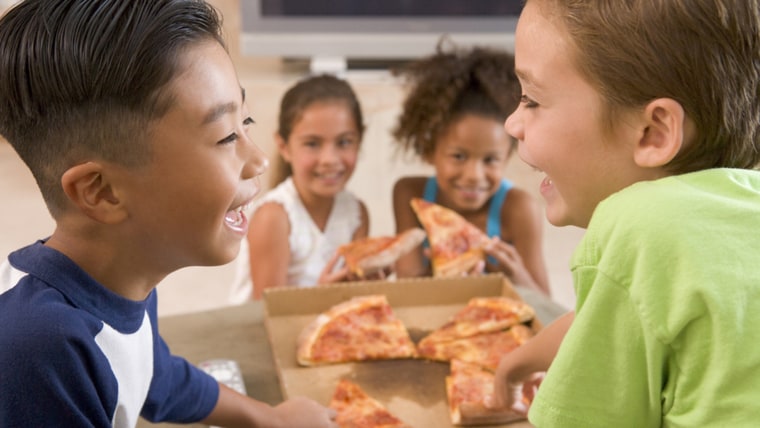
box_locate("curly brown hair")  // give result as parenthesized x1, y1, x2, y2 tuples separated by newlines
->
(392, 40, 520, 160)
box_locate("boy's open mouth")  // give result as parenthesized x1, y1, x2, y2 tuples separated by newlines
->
(224, 202, 251, 232)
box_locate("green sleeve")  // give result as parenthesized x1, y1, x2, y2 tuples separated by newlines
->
(528, 268, 665, 428)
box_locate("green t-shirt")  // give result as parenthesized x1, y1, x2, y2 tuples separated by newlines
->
(529, 169, 760, 428)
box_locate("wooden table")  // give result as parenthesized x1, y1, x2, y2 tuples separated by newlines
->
(137, 288, 567, 427)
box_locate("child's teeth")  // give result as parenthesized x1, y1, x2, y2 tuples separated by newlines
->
(225, 208, 243, 227)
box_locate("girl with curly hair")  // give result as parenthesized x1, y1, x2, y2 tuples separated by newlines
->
(392, 41, 550, 296)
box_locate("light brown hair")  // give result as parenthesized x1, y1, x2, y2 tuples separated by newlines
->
(270, 74, 365, 188)
(533, 0, 760, 172)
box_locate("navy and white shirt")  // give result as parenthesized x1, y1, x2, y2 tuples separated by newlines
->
(0, 241, 218, 427)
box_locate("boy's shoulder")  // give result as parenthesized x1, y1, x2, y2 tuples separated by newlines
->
(582, 169, 760, 265)
(599, 169, 760, 221)
(1, 276, 99, 360)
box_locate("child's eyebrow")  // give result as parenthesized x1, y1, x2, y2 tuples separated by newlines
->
(202, 87, 246, 125)
(515, 69, 538, 88)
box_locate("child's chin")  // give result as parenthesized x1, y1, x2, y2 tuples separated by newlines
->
(544, 205, 573, 228)
(455, 195, 489, 211)
(207, 246, 242, 267)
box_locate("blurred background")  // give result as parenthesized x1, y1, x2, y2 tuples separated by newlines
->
(0, 0, 584, 316)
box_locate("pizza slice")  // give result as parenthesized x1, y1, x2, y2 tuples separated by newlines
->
(409, 198, 490, 277)
(337, 228, 426, 278)
(446, 359, 528, 426)
(297, 295, 417, 366)
(329, 379, 411, 428)
(417, 325, 534, 371)
(418, 296, 536, 345)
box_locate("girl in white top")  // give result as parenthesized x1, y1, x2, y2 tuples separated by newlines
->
(246, 74, 369, 299)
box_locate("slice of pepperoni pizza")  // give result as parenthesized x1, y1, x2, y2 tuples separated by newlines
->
(446, 359, 528, 426)
(337, 228, 426, 278)
(417, 324, 534, 371)
(329, 379, 411, 428)
(297, 295, 417, 366)
(419, 296, 535, 345)
(410, 198, 490, 277)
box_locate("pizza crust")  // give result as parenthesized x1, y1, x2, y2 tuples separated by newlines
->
(431, 249, 485, 278)
(338, 228, 426, 277)
(410, 198, 490, 277)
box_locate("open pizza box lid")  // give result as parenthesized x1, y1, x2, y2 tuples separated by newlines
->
(263, 274, 557, 427)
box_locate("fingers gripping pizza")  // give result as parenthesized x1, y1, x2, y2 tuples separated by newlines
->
(297, 295, 417, 366)
(337, 228, 426, 278)
(446, 359, 528, 426)
(410, 198, 490, 277)
(329, 379, 411, 428)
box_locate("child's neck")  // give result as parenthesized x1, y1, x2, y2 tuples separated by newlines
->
(298, 189, 337, 232)
(436, 193, 492, 231)
(45, 227, 162, 301)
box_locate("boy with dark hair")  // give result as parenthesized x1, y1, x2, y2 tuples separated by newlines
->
(0, 1, 336, 426)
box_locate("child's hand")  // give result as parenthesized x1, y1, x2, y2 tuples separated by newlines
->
(318, 253, 351, 284)
(271, 396, 338, 427)
(360, 266, 393, 281)
(487, 371, 544, 413)
(483, 237, 536, 287)
(465, 259, 486, 276)
(424, 246, 485, 277)
(317, 252, 396, 284)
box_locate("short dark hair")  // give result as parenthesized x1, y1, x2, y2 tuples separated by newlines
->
(0, 0, 225, 216)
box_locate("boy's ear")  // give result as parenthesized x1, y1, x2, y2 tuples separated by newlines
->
(60, 162, 127, 224)
(633, 98, 685, 168)
(274, 133, 291, 163)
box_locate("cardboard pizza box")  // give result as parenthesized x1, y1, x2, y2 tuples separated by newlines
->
(263, 274, 553, 428)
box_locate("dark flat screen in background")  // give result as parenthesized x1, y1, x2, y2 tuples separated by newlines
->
(261, 1, 523, 17)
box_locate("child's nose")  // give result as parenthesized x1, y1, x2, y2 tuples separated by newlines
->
(463, 160, 485, 181)
(504, 111, 523, 141)
(240, 137, 269, 179)
(318, 144, 340, 164)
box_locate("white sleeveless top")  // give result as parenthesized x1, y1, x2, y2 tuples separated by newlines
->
(230, 177, 362, 302)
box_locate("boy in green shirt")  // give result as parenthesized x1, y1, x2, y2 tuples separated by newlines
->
(490, 1, 760, 426)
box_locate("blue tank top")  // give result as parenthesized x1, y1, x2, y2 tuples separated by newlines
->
(421, 177, 513, 264)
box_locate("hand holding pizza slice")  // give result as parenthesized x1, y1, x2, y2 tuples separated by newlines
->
(410, 198, 490, 277)
(336, 228, 426, 279)
(446, 359, 530, 426)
